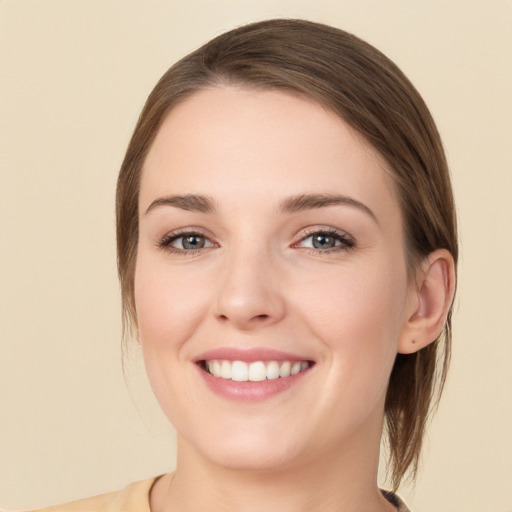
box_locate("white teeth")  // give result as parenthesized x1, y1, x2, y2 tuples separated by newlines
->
(231, 361, 249, 381)
(221, 360, 231, 379)
(266, 361, 280, 380)
(249, 361, 266, 382)
(208, 361, 221, 377)
(290, 362, 302, 375)
(279, 361, 291, 377)
(204, 359, 311, 381)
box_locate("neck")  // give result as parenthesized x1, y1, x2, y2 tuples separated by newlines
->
(151, 411, 395, 512)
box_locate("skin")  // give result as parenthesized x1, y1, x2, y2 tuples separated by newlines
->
(134, 87, 452, 512)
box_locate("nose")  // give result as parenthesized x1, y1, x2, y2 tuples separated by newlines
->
(213, 246, 286, 330)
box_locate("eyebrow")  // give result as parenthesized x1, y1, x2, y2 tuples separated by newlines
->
(279, 193, 378, 223)
(145, 194, 217, 215)
(145, 192, 377, 223)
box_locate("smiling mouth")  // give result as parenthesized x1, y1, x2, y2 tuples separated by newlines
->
(200, 360, 313, 382)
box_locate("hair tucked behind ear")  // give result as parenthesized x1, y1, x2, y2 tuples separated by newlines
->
(116, 18, 457, 489)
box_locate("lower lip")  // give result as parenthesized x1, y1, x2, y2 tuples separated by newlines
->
(197, 365, 311, 402)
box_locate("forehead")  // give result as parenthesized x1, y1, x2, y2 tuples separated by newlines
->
(140, 86, 400, 224)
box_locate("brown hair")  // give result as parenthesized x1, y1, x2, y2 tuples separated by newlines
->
(116, 18, 457, 489)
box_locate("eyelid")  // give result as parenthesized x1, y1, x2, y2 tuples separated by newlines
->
(293, 226, 355, 252)
(157, 228, 218, 254)
(156, 225, 355, 255)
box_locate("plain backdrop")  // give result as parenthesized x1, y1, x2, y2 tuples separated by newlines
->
(1, 1, 511, 511)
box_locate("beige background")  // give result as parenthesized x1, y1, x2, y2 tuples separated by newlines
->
(1, 1, 511, 510)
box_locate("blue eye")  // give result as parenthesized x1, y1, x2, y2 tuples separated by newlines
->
(159, 232, 215, 253)
(304, 233, 340, 249)
(298, 230, 354, 252)
(174, 234, 207, 250)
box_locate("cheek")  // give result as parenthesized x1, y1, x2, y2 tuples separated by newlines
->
(133, 257, 211, 350)
(296, 259, 408, 382)
(302, 259, 406, 330)
(133, 258, 208, 426)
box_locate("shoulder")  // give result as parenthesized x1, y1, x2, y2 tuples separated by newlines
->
(381, 489, 412, 512)
(23, 475, 164, 512)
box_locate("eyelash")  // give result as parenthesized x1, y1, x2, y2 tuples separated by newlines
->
(294, 227, 355, 255)
(157, 229, 215, 255)
(157, 227, 355, 255)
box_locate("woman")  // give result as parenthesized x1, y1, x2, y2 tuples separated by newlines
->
(33, 18, 457, 512)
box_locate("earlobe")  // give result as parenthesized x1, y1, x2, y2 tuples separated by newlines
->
(398, 249, 456, 354)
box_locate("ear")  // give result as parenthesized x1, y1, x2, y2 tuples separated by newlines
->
(398, 249, 456, 354)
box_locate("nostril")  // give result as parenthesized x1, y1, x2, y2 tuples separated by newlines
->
(216, 313, 271, 327)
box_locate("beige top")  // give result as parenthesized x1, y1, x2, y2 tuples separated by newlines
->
(27, 475, 411, 512)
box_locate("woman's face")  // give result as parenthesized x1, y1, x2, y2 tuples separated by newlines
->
(135, 87, 417, 471)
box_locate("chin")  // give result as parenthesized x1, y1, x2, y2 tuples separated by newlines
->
(181, 425, 306, 473)
(209, 449, 299, 474)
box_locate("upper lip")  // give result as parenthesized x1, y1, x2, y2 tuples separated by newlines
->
(193, 347, 313, 363)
